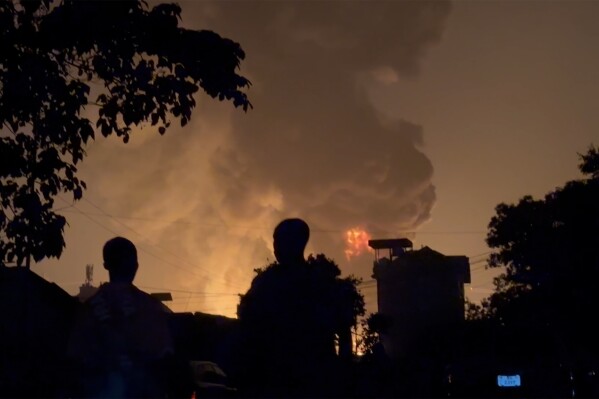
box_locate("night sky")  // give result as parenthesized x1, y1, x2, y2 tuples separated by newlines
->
(34, 1, 599, 318)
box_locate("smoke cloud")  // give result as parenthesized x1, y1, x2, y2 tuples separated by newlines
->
(78, 1, 451, 316)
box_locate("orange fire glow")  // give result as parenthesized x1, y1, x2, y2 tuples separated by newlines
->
(344, 227, 373, 260)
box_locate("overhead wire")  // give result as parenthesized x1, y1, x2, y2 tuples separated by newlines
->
(54, 196, 503, 309)
(60, 198, 498, 289)
(137, 284, 239, 296)
(57, 207, 488, 236)
(81, 197, 247, 291)
(55, 196, 244, 292)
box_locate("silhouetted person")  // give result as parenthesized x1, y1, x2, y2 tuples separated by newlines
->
(272, 217, 310, 267)
(67, 237, 173, 398)
(237, 218, 353, 398)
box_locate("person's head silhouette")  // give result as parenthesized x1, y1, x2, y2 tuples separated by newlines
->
(273, 218, 310, 265)
(103, 236, 138, 283)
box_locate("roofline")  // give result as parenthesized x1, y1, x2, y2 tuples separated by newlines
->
(368, 238, 413, 250)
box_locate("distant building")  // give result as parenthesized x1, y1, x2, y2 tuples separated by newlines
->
(369, 238, 470, 359)
(77, 264, 99, 302)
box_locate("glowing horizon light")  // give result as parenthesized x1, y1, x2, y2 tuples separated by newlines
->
(344, 227, 374, 260)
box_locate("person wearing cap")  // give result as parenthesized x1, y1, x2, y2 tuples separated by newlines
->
(67, 237, 173, 398)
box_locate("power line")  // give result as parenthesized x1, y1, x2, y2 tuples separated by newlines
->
(195, 307, 237, 313)
(59, 199, 497, 290)
(56, 208, 277, 232)
(468, 286, 495, 293)
(358, 284, 377, 290)
(470, 262, 505, 274)
(359, 285, 377, 291)
(137, 284, 240, 296)
(54, 197, 502, 301)
(55, 196, 243, 291)
(470, 264, 489, 273)
(80, 197, 245, 290)
(183, 300, 235, 308)
(57, 208, 488, 236)
(469, 251, 492, 259)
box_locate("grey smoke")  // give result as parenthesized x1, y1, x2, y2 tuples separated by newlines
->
(80, 1, 451, 315)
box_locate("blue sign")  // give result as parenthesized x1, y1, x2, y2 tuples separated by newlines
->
(497, 375, 521, 387)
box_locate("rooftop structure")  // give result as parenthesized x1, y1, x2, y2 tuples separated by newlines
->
(369, 239, 470, 359)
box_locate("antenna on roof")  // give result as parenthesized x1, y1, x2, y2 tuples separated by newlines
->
(85, 264, 93, 286)
(78, 264, 99, 303)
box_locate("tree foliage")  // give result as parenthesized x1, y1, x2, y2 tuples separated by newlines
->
(236, 254, 365, 395)
(579, 144, 599, 180)
(480, 144, 599, 358)
(356, 312, 392, 357)
(0, 0, 250, 266)
(245, 253, 366, 330)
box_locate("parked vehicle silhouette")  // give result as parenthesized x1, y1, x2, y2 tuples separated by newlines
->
(190, 360, 237, 398)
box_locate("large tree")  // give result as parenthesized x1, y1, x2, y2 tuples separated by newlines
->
(0, 0, 250, 267)
(236, 254, 365, 395)
(239, 253, 366, 353)
(480, 144, 599, 364)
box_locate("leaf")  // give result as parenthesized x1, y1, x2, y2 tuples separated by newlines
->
(0, 0, 250, 265)
(73, 187, 83, 200)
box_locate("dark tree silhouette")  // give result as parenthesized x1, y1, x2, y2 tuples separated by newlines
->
(579, 144, 599, 179)
(357, 312, 391, 357)
(0, 0, 250, 267)
(237, 253, 365, 397)
(480, 144, 599, 371)
(241, 253, 366, 351)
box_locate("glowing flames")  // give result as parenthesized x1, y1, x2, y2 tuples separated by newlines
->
(344, 227, 373, 260)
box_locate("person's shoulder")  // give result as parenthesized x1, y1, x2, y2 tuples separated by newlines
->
(131, 285, 154, 298)
(83, 283, 110, 310)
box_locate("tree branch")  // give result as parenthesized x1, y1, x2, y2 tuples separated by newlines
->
(2, 122, 17, 136)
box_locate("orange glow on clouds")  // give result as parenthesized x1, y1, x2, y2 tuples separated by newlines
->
(344, 227, 373, 260)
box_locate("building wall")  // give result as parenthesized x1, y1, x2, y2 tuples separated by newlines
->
(77, 283, 99, 303)
(372, 248, 469, 359)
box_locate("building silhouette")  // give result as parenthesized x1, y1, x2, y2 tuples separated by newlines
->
(369, 238, 470, 360)
(0, 265, 80, 397)
(76, 264, 99, 303)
